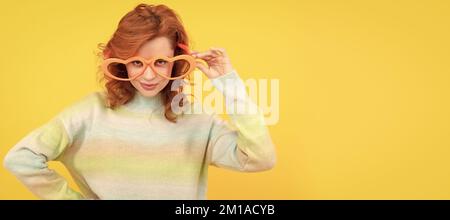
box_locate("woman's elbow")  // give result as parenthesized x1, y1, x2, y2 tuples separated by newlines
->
(3, 151, 19, 173)
(244, 150, 276, 172)
(3, 148, 46, 175)
(258, 153, 276, 171)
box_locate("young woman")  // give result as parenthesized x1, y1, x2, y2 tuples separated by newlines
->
(4, 3, 276, 199)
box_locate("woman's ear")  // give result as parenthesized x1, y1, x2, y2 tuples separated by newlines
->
(177, 43, 190, 54)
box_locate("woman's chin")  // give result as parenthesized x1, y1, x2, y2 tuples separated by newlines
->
(137, 89, 160, 97)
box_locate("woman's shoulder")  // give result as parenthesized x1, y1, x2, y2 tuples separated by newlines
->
(80, 91, 108, 108)
(56, 91, 108, 121)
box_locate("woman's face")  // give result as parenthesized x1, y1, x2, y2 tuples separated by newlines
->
(126, 36, 174, 97)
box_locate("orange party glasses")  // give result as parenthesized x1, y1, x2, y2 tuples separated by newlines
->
(102, 43, 196, 81)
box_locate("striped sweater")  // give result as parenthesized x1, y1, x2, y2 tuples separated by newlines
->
(3, 71, 276, 199)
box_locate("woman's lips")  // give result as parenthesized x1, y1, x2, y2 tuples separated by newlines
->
(140, 82, 158, 90)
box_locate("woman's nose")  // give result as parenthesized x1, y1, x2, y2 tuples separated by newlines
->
(142, 66, 157, 80)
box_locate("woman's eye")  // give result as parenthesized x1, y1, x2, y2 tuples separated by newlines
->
(155, 59, 168, 66)
(132, 61, 143, 67)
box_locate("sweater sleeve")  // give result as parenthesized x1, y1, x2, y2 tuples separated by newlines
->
(3, 94, 98, 199)
(207, 71, 276, 172)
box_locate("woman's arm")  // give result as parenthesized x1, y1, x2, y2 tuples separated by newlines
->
(3, 116, 84, 199)
(3, 93, 99, 199)
(206, 70, 276, 172)
(192, 47, 276, 172)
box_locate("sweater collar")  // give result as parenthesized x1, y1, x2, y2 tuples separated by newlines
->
(122, 92, 164, 114)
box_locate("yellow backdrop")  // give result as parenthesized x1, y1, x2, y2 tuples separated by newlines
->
(1, 0, 449, 199)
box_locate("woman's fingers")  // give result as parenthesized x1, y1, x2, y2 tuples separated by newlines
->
(193, 47, 227, 60)
(195, 61, 210, 75)
(193, 50, 212, 58)
(211, 47, 227, 56)
(209, 47, 226, 56)
(191, 47, 232, 78)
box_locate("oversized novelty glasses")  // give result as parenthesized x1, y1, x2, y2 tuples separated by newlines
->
(101, 43, 196, 81)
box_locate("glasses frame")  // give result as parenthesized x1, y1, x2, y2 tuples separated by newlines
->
(101, 43, 196, 81)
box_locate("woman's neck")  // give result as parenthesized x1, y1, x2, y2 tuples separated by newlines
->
(122, 91, 163, 114)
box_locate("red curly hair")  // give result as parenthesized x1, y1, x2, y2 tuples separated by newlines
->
(97, 3, 190, 122)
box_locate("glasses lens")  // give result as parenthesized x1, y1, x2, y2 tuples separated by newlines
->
(172, 59, 191, 77)
(125, 60, 146, 79)
(106, 62, 129, 80)
(151, 59, 171, 76)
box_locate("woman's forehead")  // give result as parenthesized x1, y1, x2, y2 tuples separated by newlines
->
(137, 36, 175, 58)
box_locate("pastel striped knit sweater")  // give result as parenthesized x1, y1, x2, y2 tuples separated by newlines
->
(3, 71, 276, 199)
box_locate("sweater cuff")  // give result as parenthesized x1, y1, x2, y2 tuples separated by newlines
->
(210, 70, 259, 115)
(210, 70, 245, 100)
(210, 70, 240, 93)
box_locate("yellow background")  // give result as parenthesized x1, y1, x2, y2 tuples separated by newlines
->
(1, 0, 449, 199)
